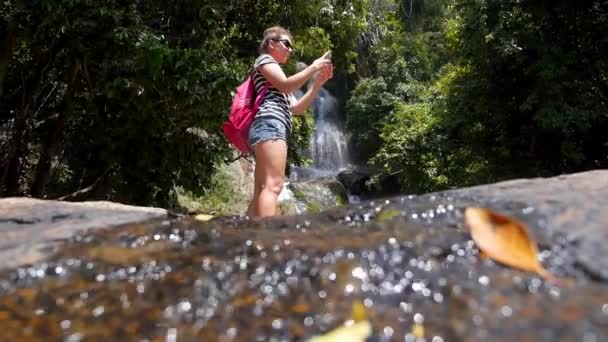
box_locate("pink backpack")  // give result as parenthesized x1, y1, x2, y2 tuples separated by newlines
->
(223, 71, 269, 154)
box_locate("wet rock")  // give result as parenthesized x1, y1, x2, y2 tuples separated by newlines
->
(444, 170, 608, 281)
(0, 198, 167, 269)
(336, 169, 372, 196)
(0, 171, 607, 341)
(279, 178, 348, 215)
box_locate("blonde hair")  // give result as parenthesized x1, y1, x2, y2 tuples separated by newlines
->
(258, 26, 293, 54)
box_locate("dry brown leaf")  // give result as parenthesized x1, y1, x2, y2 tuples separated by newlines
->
(465, 207, 551, 279)
(290, 303, 311, 314)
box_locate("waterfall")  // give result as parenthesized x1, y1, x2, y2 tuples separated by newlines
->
(288, 62, 350, 185)
(309, 88, 349, 171)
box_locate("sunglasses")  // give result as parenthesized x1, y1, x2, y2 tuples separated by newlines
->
(276, 39, 292, 49)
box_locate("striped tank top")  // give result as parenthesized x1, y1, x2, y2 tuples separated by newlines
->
(252, 54, 292, 134)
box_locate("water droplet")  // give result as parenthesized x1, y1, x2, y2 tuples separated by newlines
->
(364, 298, 374, 307)
(178, 301, 192, 313)
(413, 313, 424, 324)
(226, 327, 238, 338)
(96, 274, 106, 282)
(432, 337, 445, 342)
(166, 328, 178, 342)
(400, 302, 412, 313)
(383, 326, 394, 337)
(65, 333, 83, 342)
(304, 317, 314, 326)
(318, 290, 327, 299)
(438, 277, 447, 287)
(272, 319, 284, 330)
(501, 305, 513, 317)
(92, 306, 105, 317)
(412, 282, 424, 292)
(433, 292, 444, 303)
(352, 267, 367, 280)
(549, 287, 561, 298)
(60, 320, 71, 329)
(478, 276, 490, 286)
(522, 206, 534, 214)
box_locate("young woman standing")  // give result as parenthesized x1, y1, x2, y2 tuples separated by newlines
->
(247, 26, 333, 218)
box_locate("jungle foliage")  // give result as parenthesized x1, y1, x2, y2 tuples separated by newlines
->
(347, 0, 608, 193)
(0, 0, 365, 206)
(2, 0, 607, 206)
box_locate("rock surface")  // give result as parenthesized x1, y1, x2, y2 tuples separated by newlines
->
(0, 198, 167, 269)
(279, 177, 348, 215)
(445, 170, 608, 281)
(0, 171, 607, 341)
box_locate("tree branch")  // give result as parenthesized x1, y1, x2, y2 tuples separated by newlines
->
(56, 169, 110, 201)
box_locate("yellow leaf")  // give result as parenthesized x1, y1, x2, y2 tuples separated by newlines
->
(377, 209, 400, 222)
(308, 321, 372, 342)
(351, 300, 367, 322)
(464, 207, 551, 279)
(411, 323, 424, 338)
(194, 214, 214, 222)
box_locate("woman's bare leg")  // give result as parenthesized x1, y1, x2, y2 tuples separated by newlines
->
(247, 139, 287, 218)
(246, 163, 262, 217)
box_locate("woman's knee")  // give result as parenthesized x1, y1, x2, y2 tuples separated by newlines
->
(263, 175, 285, 195)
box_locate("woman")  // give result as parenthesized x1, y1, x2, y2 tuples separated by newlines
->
(247, 26, 333, 218)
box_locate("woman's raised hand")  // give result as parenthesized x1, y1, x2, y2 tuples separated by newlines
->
(310, 51, 332, 72)
(314, 64, 334, 87)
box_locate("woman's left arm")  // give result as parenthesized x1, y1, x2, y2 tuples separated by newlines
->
(291, 65, 333, 115)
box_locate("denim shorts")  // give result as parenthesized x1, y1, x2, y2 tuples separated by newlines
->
(248, 117, 289, 148)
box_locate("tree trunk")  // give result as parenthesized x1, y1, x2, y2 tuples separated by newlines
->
(1, 113, 26, 196)
(1, 62, 50, 196)
(0, 24, 16, 97)
(30, 62, 80, 197)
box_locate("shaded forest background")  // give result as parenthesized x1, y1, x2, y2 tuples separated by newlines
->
(1, 0, 607, 207)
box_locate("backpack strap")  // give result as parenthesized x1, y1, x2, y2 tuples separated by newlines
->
(223, 152, 252, 165)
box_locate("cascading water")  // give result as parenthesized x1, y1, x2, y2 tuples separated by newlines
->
(291, 85, 350, 181)
(309, 88, 350, 171)
(280, 64, 355, 211)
